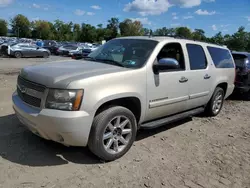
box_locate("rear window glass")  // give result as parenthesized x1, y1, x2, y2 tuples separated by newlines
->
(207, 47, 235, 68)
(232, 54, 248, 68)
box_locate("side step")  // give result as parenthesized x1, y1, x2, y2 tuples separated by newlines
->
(140, 107, 204, 129)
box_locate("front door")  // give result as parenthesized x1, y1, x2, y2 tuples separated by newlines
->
(145, 42, 189, 122)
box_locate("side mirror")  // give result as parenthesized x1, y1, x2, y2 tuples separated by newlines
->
(153, 58, 180, 73)
(37, 47, 39, 50)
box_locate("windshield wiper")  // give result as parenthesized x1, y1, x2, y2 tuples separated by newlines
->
(95, 59, 125, 67)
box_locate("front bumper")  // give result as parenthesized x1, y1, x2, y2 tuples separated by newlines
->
(12, 92, 94, 146)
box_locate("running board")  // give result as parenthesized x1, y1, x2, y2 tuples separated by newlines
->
(140, 107, 204, 129)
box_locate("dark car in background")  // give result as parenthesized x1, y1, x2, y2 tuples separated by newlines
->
(232, 52, 250, 94)
(43, 45, 61, 55)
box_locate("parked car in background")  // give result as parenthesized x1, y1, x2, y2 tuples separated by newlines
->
(58, 45, 82, 56)
(71, 49, 92, 60)
(7, 43, 51, 58)
(232, 51, 250, 94)
(13, 36, 235, 161)
(71, 45, 101, 60)
(43, 45, 61, 55)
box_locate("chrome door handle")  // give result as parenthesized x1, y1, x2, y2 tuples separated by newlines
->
(204, 74, 211, 79)
(179, 76, 188, 83)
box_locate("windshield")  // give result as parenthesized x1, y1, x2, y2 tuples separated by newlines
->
(88, 39, 158, 68)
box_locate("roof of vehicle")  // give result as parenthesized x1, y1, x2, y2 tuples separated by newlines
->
(116, 36, 228, 49)
(232, 51, 250, 55)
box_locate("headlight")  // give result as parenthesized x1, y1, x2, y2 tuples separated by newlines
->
(45, 89, 83, 111)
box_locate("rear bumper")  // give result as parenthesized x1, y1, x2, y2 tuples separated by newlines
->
(12, 92, 94, 146)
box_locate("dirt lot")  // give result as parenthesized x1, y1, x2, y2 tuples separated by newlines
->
(0, 57, 250, 188)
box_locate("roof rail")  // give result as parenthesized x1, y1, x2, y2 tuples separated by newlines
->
(148, 34, 226, 47)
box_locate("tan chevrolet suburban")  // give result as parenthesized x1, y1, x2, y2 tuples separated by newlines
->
(12, 36, 235, 161)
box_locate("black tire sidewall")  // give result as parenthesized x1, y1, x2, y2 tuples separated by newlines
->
(14, 52, 22, 58)
(88, 106, 137, 161)
(207, 87, 225, 116)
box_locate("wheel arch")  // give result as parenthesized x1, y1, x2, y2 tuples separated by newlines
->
(94, 96, 142, 125)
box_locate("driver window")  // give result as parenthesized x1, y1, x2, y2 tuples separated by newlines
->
(157, 43, 185, 70)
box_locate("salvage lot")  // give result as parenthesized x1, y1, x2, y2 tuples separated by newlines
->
(0, 57, 250, 188)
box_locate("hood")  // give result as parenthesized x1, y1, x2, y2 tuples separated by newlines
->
(20, 60, 127, 88)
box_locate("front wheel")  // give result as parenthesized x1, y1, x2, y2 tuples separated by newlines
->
(88, 106, 137, 161)
(205, 87, 225, 116)
(14, 51, 22, 58)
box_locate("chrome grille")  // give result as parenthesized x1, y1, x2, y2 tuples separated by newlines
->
(17, 76, 45, 108)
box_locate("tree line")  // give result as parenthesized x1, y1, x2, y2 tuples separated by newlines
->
(0, 14, 250, 52)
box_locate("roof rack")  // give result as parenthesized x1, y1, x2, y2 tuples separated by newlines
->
(148, 34, 225, 47)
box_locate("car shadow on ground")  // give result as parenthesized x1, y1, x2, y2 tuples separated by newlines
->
(0, 114, 101, 166)
(0, 114, 193, 166)
(136, 118, 192, 141)
(227, 91, 250, 101)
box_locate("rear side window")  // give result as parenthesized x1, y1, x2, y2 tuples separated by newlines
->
(207, 47, 234, 68)
(186, 44, 207, 70)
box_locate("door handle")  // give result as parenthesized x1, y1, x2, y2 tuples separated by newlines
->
(179, 76, 188, 83)
(204, 74, 211, 79)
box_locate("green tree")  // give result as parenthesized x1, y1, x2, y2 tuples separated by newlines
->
(11, 14, 31, 38)
(154, 27, 172, 36)
(119, 19, 144, 36)
(209, 32, 224, 45)
(229, 27, 248, 51)
(175, 27, 192, 39)
(79, 23, 97, 42)
(0, 19, 8, 36)
(107, 17, 119, 39)
(192, 29, 206, 41)
(31, 20, 51, 40)
(143, 28, 150, 36)
(73, 23, 81, 41)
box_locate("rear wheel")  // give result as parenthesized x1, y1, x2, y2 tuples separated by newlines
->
(88, 106, 137, 161)
(14, 51, 22, 58)
(205, 87, 225, 116)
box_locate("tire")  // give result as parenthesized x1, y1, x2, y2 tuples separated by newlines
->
(14, 51, 22, 58)
(43, 52, 49, 58)
(88, 106, 137, 161)
(205, 87, 225, 116)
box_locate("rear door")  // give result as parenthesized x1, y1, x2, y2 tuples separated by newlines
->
(185, 43, 213, 110)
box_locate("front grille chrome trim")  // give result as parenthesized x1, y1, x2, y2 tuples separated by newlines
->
(17, 76, 46, 108)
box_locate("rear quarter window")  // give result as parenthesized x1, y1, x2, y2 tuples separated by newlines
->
(207, 47, 235, 68)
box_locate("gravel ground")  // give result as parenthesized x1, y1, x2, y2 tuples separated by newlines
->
(0, 57, 249, 188)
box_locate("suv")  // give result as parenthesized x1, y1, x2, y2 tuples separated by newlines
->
(12, 36, 235, 161)
(231, 51, 250, 94)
